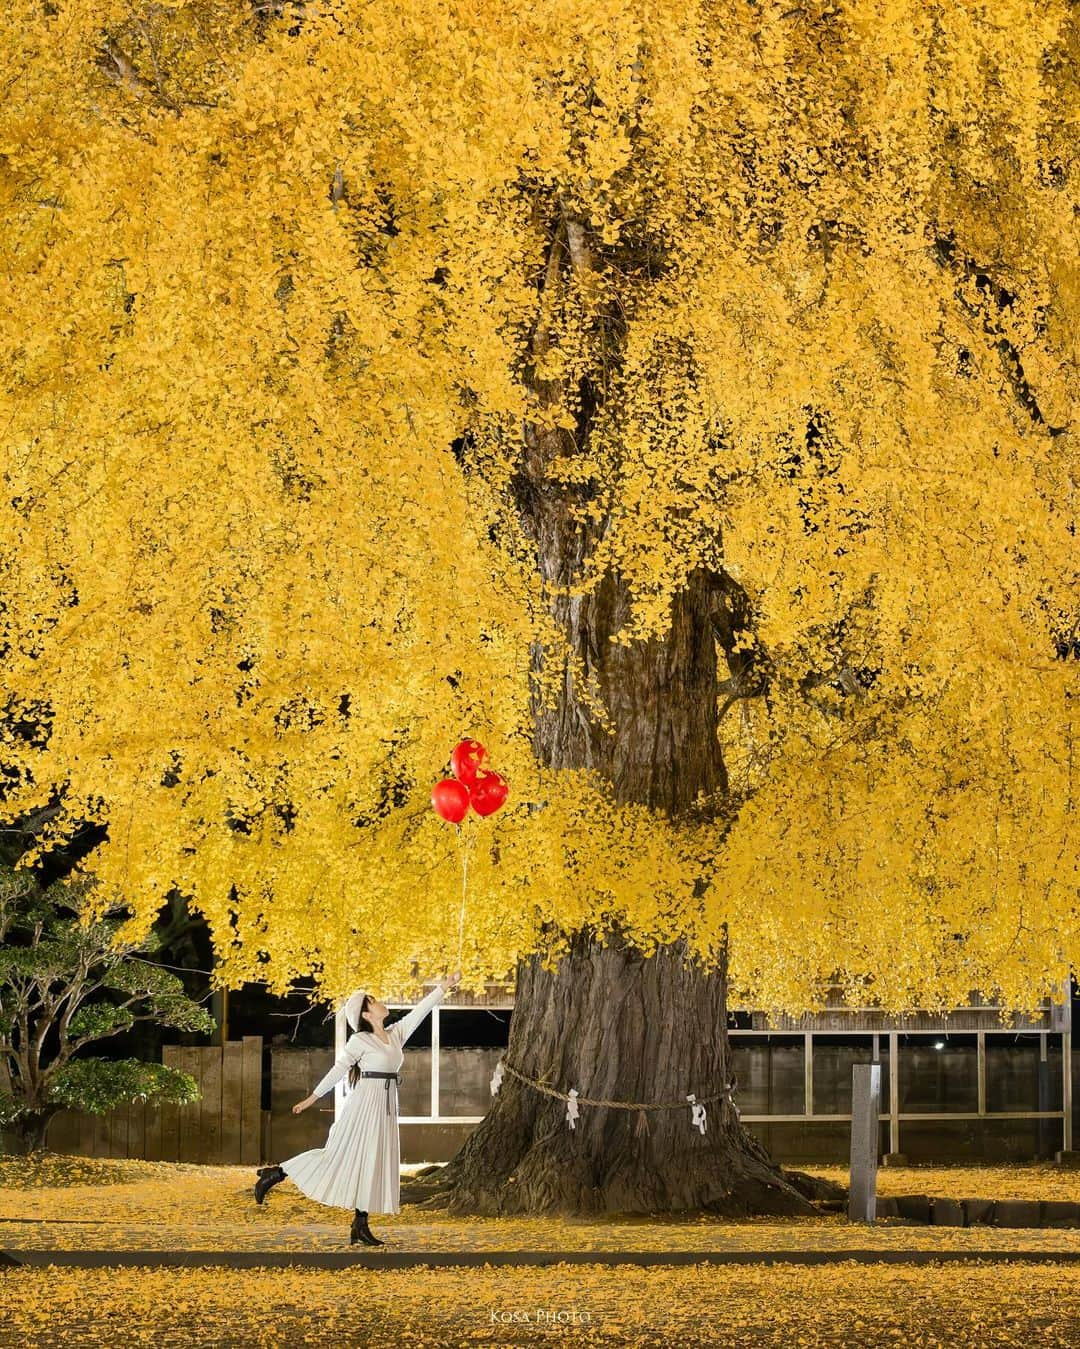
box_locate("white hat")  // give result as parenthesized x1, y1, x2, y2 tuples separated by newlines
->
(344, 989, 368, 1032)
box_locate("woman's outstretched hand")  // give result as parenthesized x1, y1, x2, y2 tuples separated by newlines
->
(292, 1094, 317, 1115)
(438, 971, 462, 992)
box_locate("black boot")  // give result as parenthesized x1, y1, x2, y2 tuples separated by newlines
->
(350, 1209, 384, 1246)
(254, 1165, 286, 1204)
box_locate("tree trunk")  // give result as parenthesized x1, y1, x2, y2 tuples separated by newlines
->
(13, 1108, 55, 1153)
(531, 565, 734, 814)
(413, 209, 814, 1217)
(410, 923, 813, 1216)
(412, 528, 812, 1218)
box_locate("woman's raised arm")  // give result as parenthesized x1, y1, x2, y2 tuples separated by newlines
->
(390, 972, 461, 1048)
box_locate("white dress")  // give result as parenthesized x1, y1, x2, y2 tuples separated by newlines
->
(281, 984, 446, 1214)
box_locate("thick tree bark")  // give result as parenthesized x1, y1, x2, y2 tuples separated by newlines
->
(408, 923, 814, 1216)
(532, 564, 733, 814)
(414, 207, 815, 1217)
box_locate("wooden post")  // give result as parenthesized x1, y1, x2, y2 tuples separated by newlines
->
(1052, 981, 1075, 1163)
(220, 1040, 243, 1165)
(126, 1098, 146, 1161)
(239, 1036, 262, 1166)
(200, 1045, 223, 1164)
(160, 1045, 182, 1162)
(977, 1031, 986, 1116)
(431, 1002, 441, 1119)
(848, 1062, 881, 1224)
(176, 1046, 202, 1164)
(884, 1029, 903, 1163)
(143, 1098, 162, 1163)
(804, 1031, 814, 1119)
(104, 1097, 127, 1159)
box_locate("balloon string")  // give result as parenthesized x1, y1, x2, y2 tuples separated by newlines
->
(456, 819, 473, 972)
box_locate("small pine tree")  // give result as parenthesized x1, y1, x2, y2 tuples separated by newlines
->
(0, 865, 215, 1152)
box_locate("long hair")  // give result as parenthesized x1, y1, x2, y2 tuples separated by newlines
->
(348, 994, 375, 1088)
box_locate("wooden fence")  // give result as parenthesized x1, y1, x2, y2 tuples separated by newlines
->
(46, 1038, 264, 1165)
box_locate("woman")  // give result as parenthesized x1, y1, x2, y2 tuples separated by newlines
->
(253, 970, 461, 1246)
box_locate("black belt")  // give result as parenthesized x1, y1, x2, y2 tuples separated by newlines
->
(360, 1070, 400, 1115)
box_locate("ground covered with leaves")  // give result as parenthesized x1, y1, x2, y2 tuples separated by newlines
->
(815, 1163, 1080, 1205)
(2, 1157, 1080, 1345)
(1, 1155, 1079, 1255)
(2, 1263, 1079, 1347)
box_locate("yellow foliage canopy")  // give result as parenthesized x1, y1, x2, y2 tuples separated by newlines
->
(0, 0, 1077, 1012)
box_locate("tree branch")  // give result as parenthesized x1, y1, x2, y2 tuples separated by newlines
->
(932, 235, 1069, 437)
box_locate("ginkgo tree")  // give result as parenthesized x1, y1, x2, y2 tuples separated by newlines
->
(1, 0, 1077, 1213)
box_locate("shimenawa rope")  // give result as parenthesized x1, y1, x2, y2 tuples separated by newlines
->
(489, 1058, 737, 1138)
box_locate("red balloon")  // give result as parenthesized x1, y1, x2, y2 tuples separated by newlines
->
(469, 769, 508, 817)
(431, 778, 470, 824)
(450, 739, 487, 785)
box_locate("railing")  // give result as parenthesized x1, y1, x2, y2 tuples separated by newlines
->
(727, 1026, 1072, 1157)
(356, 993, 1074, 1159)
(34, 997, 1074, 1165)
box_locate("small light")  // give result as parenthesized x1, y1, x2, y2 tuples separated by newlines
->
(934, 1041, 946, 1050)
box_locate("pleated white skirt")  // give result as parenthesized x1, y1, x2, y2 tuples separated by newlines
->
(281, 1077, 401, 1214)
